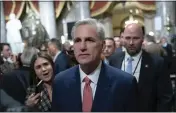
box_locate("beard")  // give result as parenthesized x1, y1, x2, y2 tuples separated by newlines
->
(126, 48, 141, 56)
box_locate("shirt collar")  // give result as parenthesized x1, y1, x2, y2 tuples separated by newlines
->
(79, 61, 102, 85)
(124, 49, 142, 62)
(53, 51, 61, 62)
(104, 58, 109, 64)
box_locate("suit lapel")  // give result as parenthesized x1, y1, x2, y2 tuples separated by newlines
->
(91, 62, 112, 112)
(69, 66, 82, 112)
(138, 51, 153, 91)
(115, 52, 125, 69)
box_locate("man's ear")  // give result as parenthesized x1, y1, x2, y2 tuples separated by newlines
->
(101, 40, 105, 50)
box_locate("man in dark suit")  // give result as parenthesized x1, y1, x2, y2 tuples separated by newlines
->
(143, 34, 167, 57)
(48, 38, 71, 75)
(102, 38, 116, 64)
(160, 37, 173, 74)
(52, 18, 138, 112)
(109, 23, 173, 112)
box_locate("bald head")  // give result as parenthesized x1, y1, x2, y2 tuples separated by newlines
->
(123, 23, 144, 56)
(124, 23, 143, 38)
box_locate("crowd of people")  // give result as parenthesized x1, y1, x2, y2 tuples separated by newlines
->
(0, 18, 176, 112)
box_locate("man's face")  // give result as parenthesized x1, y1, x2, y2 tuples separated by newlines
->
(161, 38, 167, 44)
(1, 45, 11, 58)
(47, 43, 56, 57)
(114, 37, 121, 48)
(103, 39, 115, 58)
(123, 25, 143, 56)
(73, 24, 103, 65)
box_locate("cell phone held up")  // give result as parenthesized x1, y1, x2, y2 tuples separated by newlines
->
(35, 80, 43, 94)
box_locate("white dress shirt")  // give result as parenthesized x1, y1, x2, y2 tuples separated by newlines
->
(53, 51, 61, 62)
(121, 50, 142, 82)
(79, 61, 102, 102)
(104, 58, 109, 64)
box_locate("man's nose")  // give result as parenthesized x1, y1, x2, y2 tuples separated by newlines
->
(104, 47, 108, 51)
(80, 42, 87, 51)
(130, 39, 134, 45)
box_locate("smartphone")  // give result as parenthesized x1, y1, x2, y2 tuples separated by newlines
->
(35, 80, 43, 94)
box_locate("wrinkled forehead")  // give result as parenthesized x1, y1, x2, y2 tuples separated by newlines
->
(124, 28, 143, 38)
(3, 45, 10, 51)
(74, 24, 98, 38)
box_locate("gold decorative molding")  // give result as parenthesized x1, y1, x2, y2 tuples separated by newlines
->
(91, 2, 112, 17)
(16, 1, 25, 19)
(56, 1, 65, 18)
(28, 1, 39, 16)
(11, 0, 16, 13)
(5, 0, 16, 20)
(90, 1, 95, 9)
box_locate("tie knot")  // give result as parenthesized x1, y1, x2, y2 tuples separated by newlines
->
(127, 57, 134, 62)
(83, 76, 91, 84)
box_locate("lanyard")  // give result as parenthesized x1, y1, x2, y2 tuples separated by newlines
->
(123, 54, 142, 76)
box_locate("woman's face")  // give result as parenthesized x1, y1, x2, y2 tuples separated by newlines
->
(34, 57, 53, 82)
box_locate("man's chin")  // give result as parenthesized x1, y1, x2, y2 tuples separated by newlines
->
(127, 50, 138, 56)
(78, 60, 90, 65)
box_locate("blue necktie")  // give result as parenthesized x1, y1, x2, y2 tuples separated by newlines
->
(126, 57, 133, 75)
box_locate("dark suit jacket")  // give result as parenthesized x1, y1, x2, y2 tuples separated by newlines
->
(0, 89, 22, 111)
(52, 62, 138, 112)
(143, 43, 167, 57)
(0, 66, 30, 105)
(163, 44, 173, 72)
(109, 50, 173, 111)
(54, 51, 71, 75)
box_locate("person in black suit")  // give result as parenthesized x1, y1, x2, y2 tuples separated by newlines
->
(160, 37, 173, 74)
(0, 47, 38, 108)
(47, 38, 71, 75)
(109, 23, 173, 112)
(102, 38, 116, 64)
(52, 18, 138, 112)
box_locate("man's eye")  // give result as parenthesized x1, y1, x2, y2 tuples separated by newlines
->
(86, 38, 95, 42)
(74, 39, 81, 43)
(134, 37, 140, 39)
(125, 37, 131, 40)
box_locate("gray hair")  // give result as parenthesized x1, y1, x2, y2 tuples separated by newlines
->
(20, 47, 38, 66)
(48, 38, 62, 50)
(71, 18, 105, 40)
(144, 34, 156, 43)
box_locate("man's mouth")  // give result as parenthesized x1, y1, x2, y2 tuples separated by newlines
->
(79, 54, 89, 57)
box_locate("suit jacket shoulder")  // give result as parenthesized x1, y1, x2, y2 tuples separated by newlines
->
(54, 51, 71, 75)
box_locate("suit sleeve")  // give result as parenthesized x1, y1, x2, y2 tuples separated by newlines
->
(0, 89, 22, 111)
(54, 56, 70, 75)
(51, 77, 60, 112)
(125, 77, 138, 112)
(156, 57, 173, 111)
